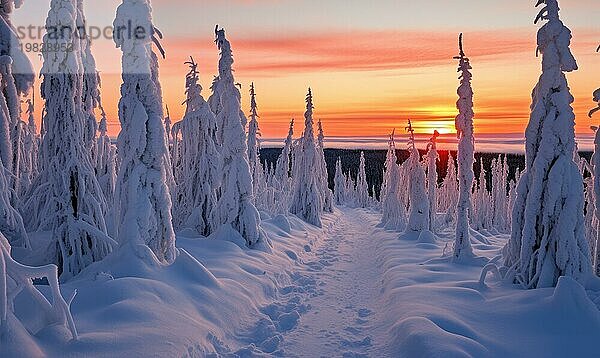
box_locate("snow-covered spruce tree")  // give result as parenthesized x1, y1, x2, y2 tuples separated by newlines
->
(588, 86, 600, 275)
(334, 157, 345, 205)
(381, 134, 407, 231)
(344, 171, 356, 207)
(77, 0, 100, 151)
(504, 1, 591, 288)
(317, 119, 333, 212)
(290, 88, 324, 226)
(381, 129, 397, 200)
(164, 105, 172, 147)
(426, 130, 439, 232)
(405, 119, 430, 233)
(24, 0, 112, 279)
(491, 156, 510, 233)
(18, 97, 38, 198)
(172, 57, 221, 236)
(247, 82, 264, 194)
(275, 118, 294, 189)
(0, 0, 35, 190)
(438, 152, 458, 224)
(0, 158, 26, 248)
(95, 107, 116, 206)
(355, 152, 369, 208)
(113, 0, 176, 262)
(452, 34, 475, 261)
(211, 27, 261, 245)
(471, 160, 492, 230)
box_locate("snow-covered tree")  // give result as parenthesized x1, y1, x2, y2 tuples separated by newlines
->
(381, 130, 397, 200)
(290, 88, 323, 226)
(77, 0, 100, 151)
(247, 82, 264, 194)
(355, 152, 369, 208)
(95, 107, 116, 207)
(452, 34, 475, 262)
(471, 160, 492, 230)
(18, 97, 39, 198)
(172, 57, 221, 236)
(405, 119, 429, 233)
(344, 171, 356, 207)
(491, 156, 510, 233)
(0, 0, 35, 192)
(334, 157, 345, 205)
(438, 153, 458, 224)
(24, 0, 112, 279)
(381, 131, 407, 231)
(588, 83, 600, 275)
(164, 105, 172, 147)
(210, 27, 261, 245)
(0, 157, 26, 248)
(426, 130, 439, 232)
(113, 0, 176, 263)
(317, 119, 333, 212)
(275, 119, 294, 189)
(504, 1, 591, 288)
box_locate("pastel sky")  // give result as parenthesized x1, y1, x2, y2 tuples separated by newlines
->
(11, 0, 600, 139)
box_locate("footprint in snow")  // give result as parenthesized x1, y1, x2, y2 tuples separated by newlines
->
(357, 308, 372, 318)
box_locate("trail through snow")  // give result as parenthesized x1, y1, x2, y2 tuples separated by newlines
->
(279, 207, 388, 357)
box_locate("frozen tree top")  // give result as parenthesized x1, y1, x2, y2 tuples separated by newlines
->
(534, 0, 577, 72)
(114, 0, 165, 75)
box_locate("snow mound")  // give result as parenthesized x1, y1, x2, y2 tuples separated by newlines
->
(391, 316, 488, 357)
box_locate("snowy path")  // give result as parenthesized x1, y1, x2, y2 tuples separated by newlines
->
(280, 207, 389, 357)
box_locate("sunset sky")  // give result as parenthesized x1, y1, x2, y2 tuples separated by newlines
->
(11, 0, 600, 142)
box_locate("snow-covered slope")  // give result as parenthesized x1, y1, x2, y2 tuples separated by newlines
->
(6, 207, 600, 357)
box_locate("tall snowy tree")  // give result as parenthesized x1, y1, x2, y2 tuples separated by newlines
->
(588, 80, 600, 275)
(247, 82, 264, 195)
(355, 152, 369, 208)
(275, 119, 294, 189)
(381, 129, 396, 200)
(113, 0, 176, 263)
(426, 130, 439, 232)
(439, 153, 458, 224)
(317, 119, 333, 212)
(95, 107, 116, 207)
(504, 1, 591, 288)
(77, 0, 100, 151)
(452, 34, 475, 262)
(19, 97, 39, 198)
(381, 131, 407, 231)
(0, 0, 35, 189)
(290, 88, 323, 227)
(24, 0, 112, 279)
(210, 27, 261, 245)
(334, 157, 345, 205)
(405, 119, 429, 233)
(172, 57, 221, 236)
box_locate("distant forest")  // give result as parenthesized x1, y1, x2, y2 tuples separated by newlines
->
(261, 148, 593, 200)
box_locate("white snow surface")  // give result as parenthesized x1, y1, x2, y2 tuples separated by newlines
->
(8, 207, 600, 357)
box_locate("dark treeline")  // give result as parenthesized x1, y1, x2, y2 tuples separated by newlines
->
(261, 148, 592, 200)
